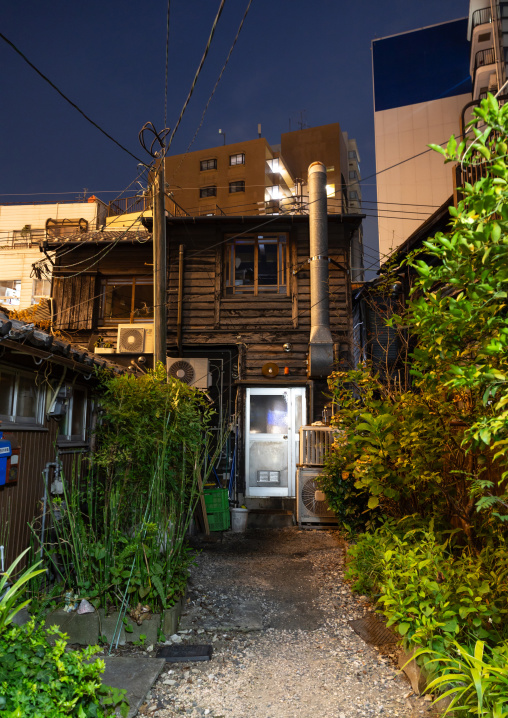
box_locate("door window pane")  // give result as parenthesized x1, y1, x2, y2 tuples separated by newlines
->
(71, 388, 87, 437)
(258, 242, 278, 286)
(250, 395, 288, 434)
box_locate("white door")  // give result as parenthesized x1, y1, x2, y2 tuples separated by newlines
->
(245, 387, 306, 498)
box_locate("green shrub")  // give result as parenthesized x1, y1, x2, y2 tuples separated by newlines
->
(0, 619, 128, 718)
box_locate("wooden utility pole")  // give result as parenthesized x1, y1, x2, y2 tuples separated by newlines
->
(153, 160, 167, 368)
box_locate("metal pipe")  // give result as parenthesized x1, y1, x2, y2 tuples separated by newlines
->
(153, 163, 167, 367)
(307, 161, 333, 378)
(176, 244, 184, 355)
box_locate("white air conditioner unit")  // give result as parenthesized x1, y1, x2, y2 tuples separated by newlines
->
(117, 323, 154, 353)
(296, 467, 338, 527)
(167, 357, 209, 389)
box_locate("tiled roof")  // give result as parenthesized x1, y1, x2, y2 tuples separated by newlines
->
(0, 311, 130, 375)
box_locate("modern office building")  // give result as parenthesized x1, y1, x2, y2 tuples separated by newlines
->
(372, 19, 472, 259)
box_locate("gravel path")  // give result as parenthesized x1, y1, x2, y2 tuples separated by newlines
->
(139, 528, 438, 718)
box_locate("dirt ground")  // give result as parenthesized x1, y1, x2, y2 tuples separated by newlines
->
(139, 527, 440, 718)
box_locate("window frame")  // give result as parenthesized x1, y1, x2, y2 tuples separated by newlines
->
(0, 279, 21, 306)
(58, 384, 89, 445)
(229, 153, 245, 166)
(0, 366, 46, 428)
(229, 180, 245, 194)
(200, 158, 217, 171)
(199, 186, 217, 199)
(99, 276, 154, 324)
(224, 233, 288, 296)
(31, 278, 51, 305)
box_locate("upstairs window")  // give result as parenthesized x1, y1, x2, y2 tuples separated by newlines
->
(348, 150, 358, 161)
(59, 385, 88, 443)
(200, 158, 217, 171)
(230, 153, 245, 166)
(199, 186, 217, 198)
(225, 233, 287, 296)
(32, 278, 51, 304)
(100, 277, 153, 323)
(229, 180, 245, 193)
(349, 170, 358, 180)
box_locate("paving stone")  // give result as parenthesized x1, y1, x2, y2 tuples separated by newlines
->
(102, 655, 165, 718)
(44, 609, 99, 645)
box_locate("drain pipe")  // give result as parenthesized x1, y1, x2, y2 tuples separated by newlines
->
(307, 161, 334, 378)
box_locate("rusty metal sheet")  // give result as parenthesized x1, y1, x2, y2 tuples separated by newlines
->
(348, 614, 398, 646)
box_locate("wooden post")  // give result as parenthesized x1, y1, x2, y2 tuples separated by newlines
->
(153, 163, 167, 368)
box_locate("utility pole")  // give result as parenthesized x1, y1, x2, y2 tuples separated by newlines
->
(153, 159, 167, 368)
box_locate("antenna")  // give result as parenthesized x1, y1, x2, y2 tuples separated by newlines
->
(257, 123, 262, 138)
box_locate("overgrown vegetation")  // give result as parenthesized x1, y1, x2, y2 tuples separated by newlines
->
(31, 364, 216, 613)
(321, 95, 508, 715)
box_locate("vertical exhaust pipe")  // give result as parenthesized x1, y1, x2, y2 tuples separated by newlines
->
(308, 162, 333, 377)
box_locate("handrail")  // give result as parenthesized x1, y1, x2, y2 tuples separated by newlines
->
(473, 47, 496, 86)
(471, 7, 493, 31)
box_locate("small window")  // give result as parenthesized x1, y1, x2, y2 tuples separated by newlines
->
(0, 279, 21, 306)
(32, 278, 51, 304)
(348, 150, 358, 161)
(58, 385, 88, 443)
(229, 180, 245, 193)
(230, 153, 245, 166)
(200, 158, 217, 171)
(199, 186, 217, 198)
(349, 170, 358, 180)
(0, 367, 45, 426)
(350, 190, 359, 200)
(225, 233, 287, 296)
(478, 32, 491, 42)
(100, 277, 154, 323)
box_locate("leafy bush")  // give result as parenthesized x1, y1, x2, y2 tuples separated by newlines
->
(412, 640, 508, 717)
(346, 522, 508, 652)
(0, 619, 128, 717)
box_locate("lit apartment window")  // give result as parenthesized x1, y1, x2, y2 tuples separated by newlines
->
(229, 180, 245, 193)
(200, 158, 217, 171)
(0, 367, 45, 427)
(230, 153, 245, 166)
(225, 233, 287, 296)
(0, 279, 21, 306)
(199, 186, 217, 198)
(100, 277, 153, 323)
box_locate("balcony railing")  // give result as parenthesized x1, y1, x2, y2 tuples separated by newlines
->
(474, 47, 496, 85)
(107, 194, 151, 217)
(471, 6, 493, 31)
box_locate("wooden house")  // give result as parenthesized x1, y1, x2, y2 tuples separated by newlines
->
(46, 209, 361, 513)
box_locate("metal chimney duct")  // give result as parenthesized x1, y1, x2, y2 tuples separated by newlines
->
(307, 161, 334, 377)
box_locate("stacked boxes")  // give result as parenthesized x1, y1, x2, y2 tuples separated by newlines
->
(203, 488, 230, 531)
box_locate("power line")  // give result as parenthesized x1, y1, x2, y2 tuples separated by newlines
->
(0, 31, 147, 165)
(167, 0, 253, 185)
(166, 0, 227, 153)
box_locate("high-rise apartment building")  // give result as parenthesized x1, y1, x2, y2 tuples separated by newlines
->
(372, 19, 472, 259)
(468, 1, 508, 100)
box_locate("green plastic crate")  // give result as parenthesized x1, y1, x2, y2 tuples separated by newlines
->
(203, 488, 229, 513)
(207, 508, 230, 532)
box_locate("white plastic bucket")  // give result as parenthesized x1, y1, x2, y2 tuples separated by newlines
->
(230, 507, 249, 532)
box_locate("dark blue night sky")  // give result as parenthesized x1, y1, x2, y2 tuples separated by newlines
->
(0, 0, 469, 273)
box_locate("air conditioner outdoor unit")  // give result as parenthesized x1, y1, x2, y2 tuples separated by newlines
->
(296, 467, 338, 527)
(117, 323, 154, 353)
(167, 357, 210, 389)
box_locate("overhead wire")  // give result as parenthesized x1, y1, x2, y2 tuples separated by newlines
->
(0, 32, 147, 166)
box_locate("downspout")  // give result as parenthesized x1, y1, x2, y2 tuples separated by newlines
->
(307, 162, 334, 378)
(176, 244, 184, 356)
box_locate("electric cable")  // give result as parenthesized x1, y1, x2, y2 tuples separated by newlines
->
(165, 0, 227, 153)
(167, 0, 253, 185)
(0, 32, 147, 166)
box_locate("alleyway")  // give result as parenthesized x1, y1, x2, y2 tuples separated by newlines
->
(143, 528, 437, 718)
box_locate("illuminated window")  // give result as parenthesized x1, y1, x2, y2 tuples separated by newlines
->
(229, 181, 245, 193)
(225, 233, 287, 296)
(199, 186, 217, 198)
(230, 153, 245, 166)
(200, 158, 217, 171)
(100, 277, 153, 323)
